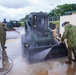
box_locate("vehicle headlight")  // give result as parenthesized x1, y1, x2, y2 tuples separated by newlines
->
(25, 43, 29, 47)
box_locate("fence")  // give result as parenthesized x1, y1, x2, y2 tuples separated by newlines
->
(49, 16, 60, 21)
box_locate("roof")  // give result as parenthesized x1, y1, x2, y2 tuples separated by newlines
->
(65, 10, 76, 15)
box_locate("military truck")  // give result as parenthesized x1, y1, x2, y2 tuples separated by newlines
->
(21, 12, 68, 63)
(6, 20, 21, 29)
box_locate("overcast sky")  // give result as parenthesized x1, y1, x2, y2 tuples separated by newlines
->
(0, 0, 76, 22)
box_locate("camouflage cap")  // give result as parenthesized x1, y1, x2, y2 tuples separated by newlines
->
(62, 21, 69, 26)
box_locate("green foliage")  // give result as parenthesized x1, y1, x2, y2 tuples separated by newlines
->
(49, 9, 55, 16)
(20, 14, 29, 21)
(25, 15, 29, 20)
(19, 22, 25, 26)
(57, 4, 73, 15)
(49, 3, 76, 16)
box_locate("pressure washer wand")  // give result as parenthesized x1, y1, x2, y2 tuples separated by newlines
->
(15, 30, 20, 34)
(9, 29, 20, 34)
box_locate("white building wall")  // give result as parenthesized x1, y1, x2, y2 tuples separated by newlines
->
(60, 14, 76, 36)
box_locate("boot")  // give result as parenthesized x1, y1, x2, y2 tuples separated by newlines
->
(0, 68, 4, 72)
(4, 46, 7, 49)
(65, 60, 72, 64)
(0, 63, 10, 72)
(72, 59, 76, 62)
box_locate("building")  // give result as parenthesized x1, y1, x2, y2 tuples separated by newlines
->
(60, 10, 76, 36)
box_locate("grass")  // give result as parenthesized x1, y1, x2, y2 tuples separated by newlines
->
(19, 22, 25, 26)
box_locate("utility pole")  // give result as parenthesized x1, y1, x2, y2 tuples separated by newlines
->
(50, 3, 56, 16)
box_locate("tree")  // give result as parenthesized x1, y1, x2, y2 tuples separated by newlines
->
(49, 10, 54, 16)
(20, 14, 29, 21)
(57, 4, 72, 15)
(49, 3, 76, 16)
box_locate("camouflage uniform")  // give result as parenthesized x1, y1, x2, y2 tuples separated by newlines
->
(0, 24, 9, 50)
(0, 23, 10, 72)
(61, 24, 76, 61)
(0, 23, 9, 60)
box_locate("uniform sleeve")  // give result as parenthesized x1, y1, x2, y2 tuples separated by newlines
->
(61, 27, 68, 41)
(4, 26, 9, 31)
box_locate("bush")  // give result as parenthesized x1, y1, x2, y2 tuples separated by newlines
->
(19, 22, 25, 26)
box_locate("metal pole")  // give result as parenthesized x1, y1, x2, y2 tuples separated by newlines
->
(50, 3, 56, 16)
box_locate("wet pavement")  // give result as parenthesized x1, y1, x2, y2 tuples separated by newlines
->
(0, 27, 76, 75)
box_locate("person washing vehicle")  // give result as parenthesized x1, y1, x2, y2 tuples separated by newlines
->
(0, 22, 9, 72)
(0, 22, 14, 72)
(61, 21, 76, 64)
(0, 22, 9, 50)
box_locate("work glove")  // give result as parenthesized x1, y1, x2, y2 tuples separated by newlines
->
(56, 36, 61, 41)
(9, 28, 16, 31)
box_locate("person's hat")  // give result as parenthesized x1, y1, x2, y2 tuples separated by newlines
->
(62, 21, 69, 26)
